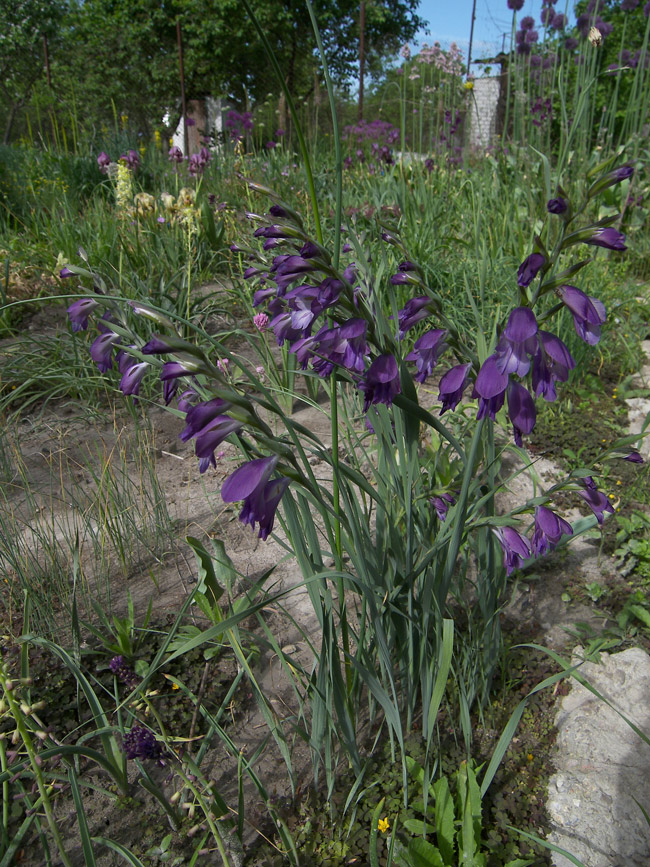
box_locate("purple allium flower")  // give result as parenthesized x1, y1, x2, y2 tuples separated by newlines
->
(221, 455, 289, 541)
(507, 381, 536, 445)
(90, 332, 120, 372)
(493, 526, 531, 576)
(119, 361, 149, 397)
(168, 146, 184, 163)
(67, 298, 98, 332)
(253, 312, 269, 331)
(265, 141, 277, 149)
(474, 355, 509, 420)
(359, 354, 401, 412)
(406, 329, 448, 383)
(432, 492, 455, 522)
(275, 128, 285, 137)
(531, 505, 573, 556)
(123, 724, 162, 761)
(540, 6, 554, 25)
(551, 12, 566, 29)
(397, 296, 435, 337)
(438, 363, 472, 414)
(508, 0, 525, 9)
(578, 479, 614, 524)
(97, 151, 111, 173)
(520, 15, 536, 29)
(547, 197, 568, 214)
(532, 331, 575, 401)
(565, 37, 578, 50)
(517, 253, 546, 288)
(557, 286, 606, 345)
(495, 307, 538, 376)
(109, 656, 139, 690)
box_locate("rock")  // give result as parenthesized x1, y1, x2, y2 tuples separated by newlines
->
(547, 646, 650, 866)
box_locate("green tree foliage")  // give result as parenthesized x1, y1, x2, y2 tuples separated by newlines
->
(0, 0, 67, 143)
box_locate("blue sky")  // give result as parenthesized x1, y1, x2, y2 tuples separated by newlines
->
(413, 0, 547, 67)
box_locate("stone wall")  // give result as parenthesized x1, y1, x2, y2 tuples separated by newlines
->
(467, 76, 501, 148)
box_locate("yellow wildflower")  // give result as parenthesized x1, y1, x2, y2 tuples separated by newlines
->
(464, 81, 474, 91)
(378, 817, 390, 833)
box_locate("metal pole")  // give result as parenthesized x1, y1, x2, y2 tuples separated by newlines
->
(467, 0, 478, 75)
(358, 0, 366, 121)
(177, 19, 188, 156)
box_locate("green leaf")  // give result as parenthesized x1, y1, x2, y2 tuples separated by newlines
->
(403, 818, 437, 836)
(406, 837, 445, 867)
(92, 837, 146, 866)
(433, 776, 455, 865)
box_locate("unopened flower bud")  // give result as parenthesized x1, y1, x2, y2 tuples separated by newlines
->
(170, 791, 181, 804)
(36, 731, 48, 740)
(5, 680, 14, 691)
(588, 27, 602, 46)
(20, 703, 31, 716)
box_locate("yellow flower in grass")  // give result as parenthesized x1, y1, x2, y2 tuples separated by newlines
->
(378, 817, 390, 833)
(464, 80, 474, 90)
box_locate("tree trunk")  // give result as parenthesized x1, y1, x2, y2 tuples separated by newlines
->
(358, 0, 366, 121)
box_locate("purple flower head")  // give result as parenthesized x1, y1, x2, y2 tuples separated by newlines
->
(406, 329, 448, 383)
(495, 307, 538, 376)
(551, 12, 566, 29)
(507, 381, 536, 446)
(97, 151, 111, 174)
(359, 354, 401, 412)
(397, 296, 435, 337)
(253, 312, 269, 331)
(119, 361, 149, 397)
(532, 331, 575, 401)
(520, 15, 535, 29)
(180, 398, 232, 442)
(541, 6, 554, 24)
(168, 146, 184, 163)
(307, 319, 369, 377)
(565, 37, 578, 50)
(578, 479, 615, 524)
(123, 724, 162, 761)
(109, 656, 139, 690)
(531, 505, 573, 556)
(221, 455, 289, 540)
(493, 526, 531, 576)
(622, 0, 640, 8)
(517, 253, 546, 288)
(623, 450, 644, 463)
(438, 363, 472, 414)
(121, 149, 140, 171)
(547, 197, 568, 214)
(432, 492, 455, 522)
(266, 141, 277, 150)
(90, 332, 120, 373)
(473, 355, 509, 420)
(557, 286, 606, 345)
(275, 128, 285, 137)
(508, 0, 525, 9)
(67, 298, 98, 332)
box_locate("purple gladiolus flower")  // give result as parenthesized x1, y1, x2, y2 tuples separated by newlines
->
(120, 361, 149, 397)
(557, 286, 606, 345)
(192, 416, 244, 473)
(474, 355, 509, 420)
(578, 480, 615, 524)
(493, 526, 531, 576)
(180, 398, 232, 442)
(432, 492, 455, 522)
(90, 332, 120, 372)
(438, 363, 472, 414)
(517, 253, 546, 288)
(507, 381, 536, 446)
(221, 455, 290, 541)
(495, 307, 538, 376)
(406, 329, 448, 383)
(531, 505, 573, 556)
(67, 298, 98, 332)
(623, 451, 644, 463)
(397, 296, 435, 337)
(123, 724, 162, 761)
(359, 354, 401, 412)
(583, 227, 626, 251)
(532, 331, 575, 401)
(547, 197, 568, 214)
